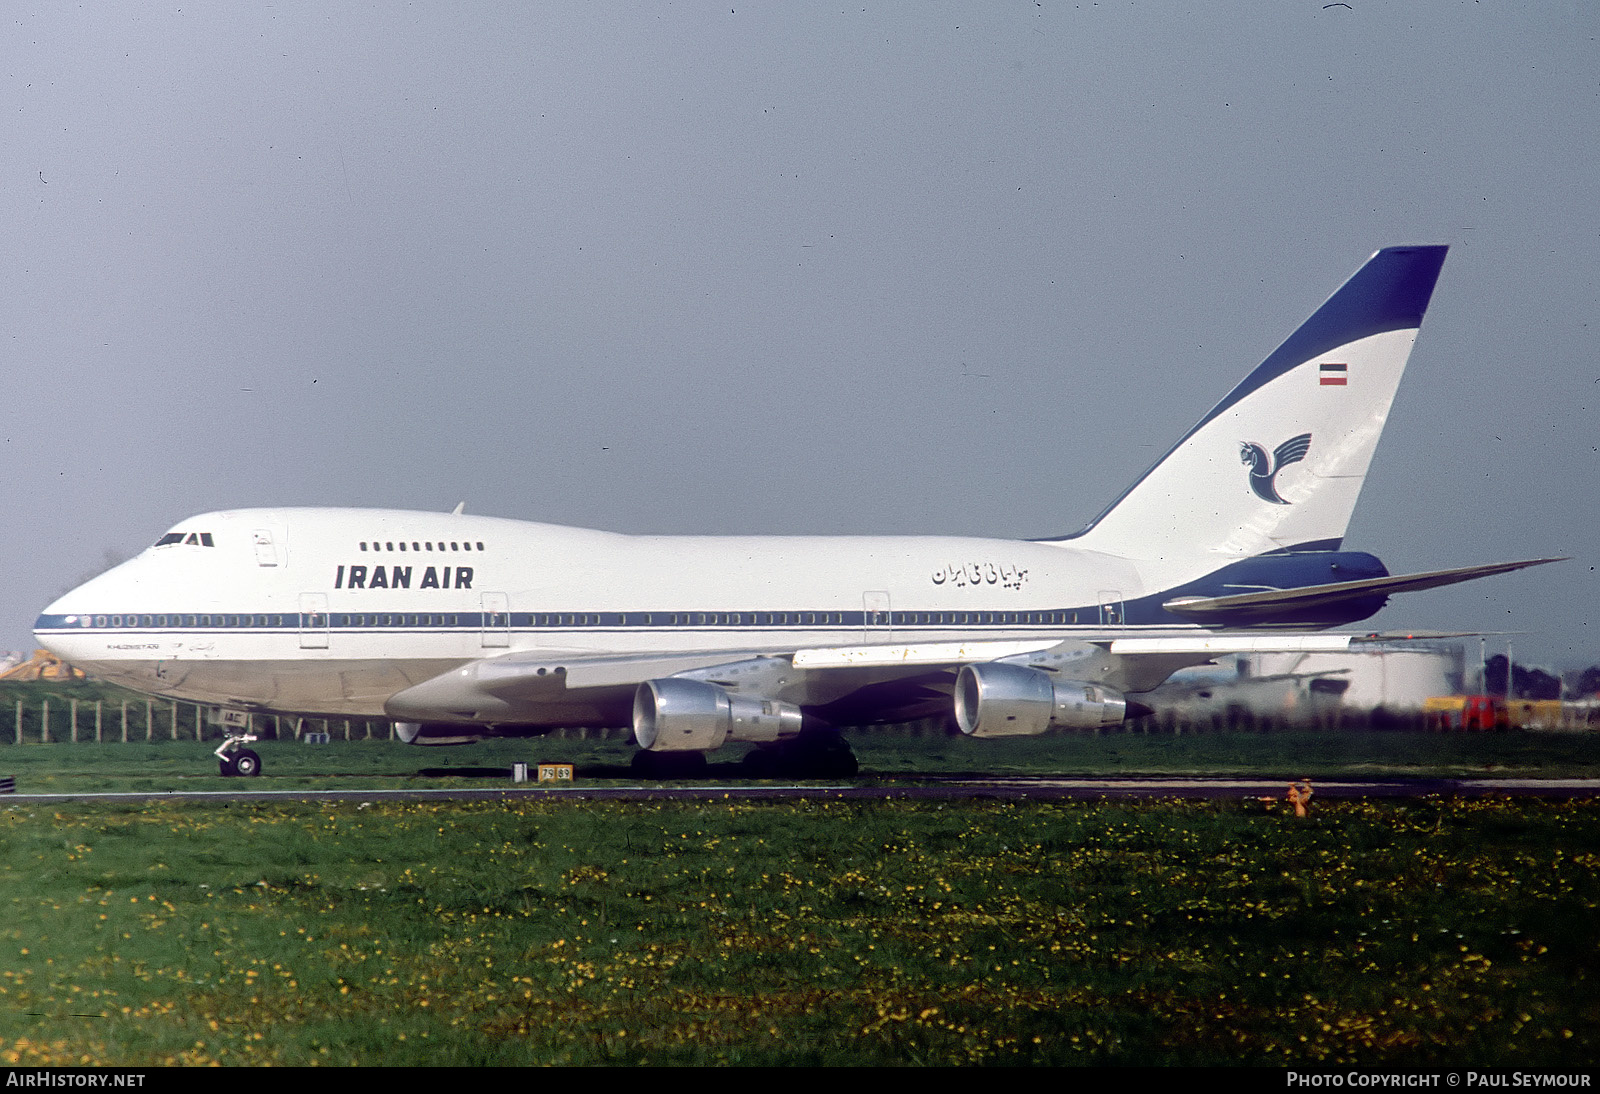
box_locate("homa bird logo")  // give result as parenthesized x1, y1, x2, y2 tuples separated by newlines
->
(1239, 433, 1311, 504)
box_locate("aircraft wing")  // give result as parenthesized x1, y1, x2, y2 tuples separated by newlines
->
(1160, 557, 1564, 624)
(383, 630, 1409, 731)
(385, 638, 1055, 726)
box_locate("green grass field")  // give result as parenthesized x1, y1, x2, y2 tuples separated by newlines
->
(1, 683, 1595, 1066)
(1, 724, 1598, 794)
(1, 791, 1595, 1066)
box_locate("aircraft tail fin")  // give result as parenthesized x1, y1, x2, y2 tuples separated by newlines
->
(1059, 245, 1448, 581)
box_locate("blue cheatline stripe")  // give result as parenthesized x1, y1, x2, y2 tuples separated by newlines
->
(34, 606, 1110, 633)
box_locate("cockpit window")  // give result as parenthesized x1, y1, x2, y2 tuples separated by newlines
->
(155, 532, 215, 547)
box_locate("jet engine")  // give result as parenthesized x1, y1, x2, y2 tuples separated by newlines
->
(633, 678, 803, 753)
(954, 662, 1127, 738)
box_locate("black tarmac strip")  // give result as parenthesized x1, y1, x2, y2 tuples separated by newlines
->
(4, 776, 1599, 805)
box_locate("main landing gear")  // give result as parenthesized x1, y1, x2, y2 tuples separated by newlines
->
(629, 730, 859, 781)
(741, 732, 859, 779)
(628, 732, 860, 780)
(629, 750, 709, 779)
(215, 734, 262, 778)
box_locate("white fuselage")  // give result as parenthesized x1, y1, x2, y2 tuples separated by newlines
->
(35, 506, 1161, 720)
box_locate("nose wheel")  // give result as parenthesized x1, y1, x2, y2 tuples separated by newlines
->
(215, 734, 262, 777)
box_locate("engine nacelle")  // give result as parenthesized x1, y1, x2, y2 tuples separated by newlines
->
(954, 662, 1128, 738)
(633, 678, 803, 753)
(393, 721, 487, 746)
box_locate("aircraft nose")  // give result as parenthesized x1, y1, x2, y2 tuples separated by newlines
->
(34, 609, 79, 664)
(39, 575, 95, 621)
(36, 583, 92, 652)
(33, 560, 137, 659)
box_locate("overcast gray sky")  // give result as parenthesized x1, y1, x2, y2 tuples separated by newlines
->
(5, 2, 1596, 668)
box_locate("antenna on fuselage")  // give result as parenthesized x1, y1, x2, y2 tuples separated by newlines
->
(451, 502, 466, 515)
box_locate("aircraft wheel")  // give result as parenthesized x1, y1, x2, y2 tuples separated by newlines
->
(741, 747, 780, 778)
(630, 750, 707, 779)
(820, 747, 859, 778)
(785, 734, 858, 779)
(232, 749, 262, 778)
(219, 756, 238, 777)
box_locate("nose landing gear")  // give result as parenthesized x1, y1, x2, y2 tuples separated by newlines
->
(215, 734, 262, 777)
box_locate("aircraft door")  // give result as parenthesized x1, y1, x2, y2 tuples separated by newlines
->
(481, 592, 510, 648)
(1098, 590, 1125, 627)
(863, 590, 892, 639)
(253, 529, 279, 567)
(299, 592, 329, 649)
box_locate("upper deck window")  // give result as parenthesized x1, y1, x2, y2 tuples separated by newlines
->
(353, 537, 486, 553)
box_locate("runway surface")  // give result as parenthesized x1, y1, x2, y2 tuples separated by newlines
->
(5, 775, 1599, 805)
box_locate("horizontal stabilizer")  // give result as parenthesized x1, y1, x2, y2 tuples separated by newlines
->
(1162, 557, 1565, 623)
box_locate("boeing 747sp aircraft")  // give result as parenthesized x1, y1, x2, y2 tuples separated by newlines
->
(35, 245, 1558, 776)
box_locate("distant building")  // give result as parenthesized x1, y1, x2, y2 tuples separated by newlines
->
(1140, 642, 1463, 729)
(0, 649, 87, 682)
